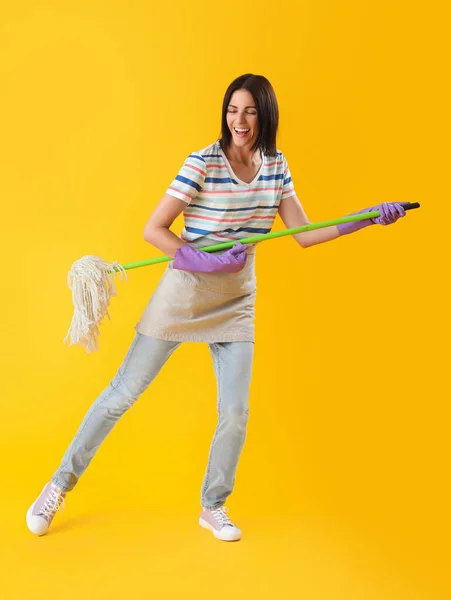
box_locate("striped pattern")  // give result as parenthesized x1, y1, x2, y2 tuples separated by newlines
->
(166, 140, 296, 244)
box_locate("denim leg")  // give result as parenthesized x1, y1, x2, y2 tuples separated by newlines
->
(201, 341, 254, 509)
(52, 332, 181, 491)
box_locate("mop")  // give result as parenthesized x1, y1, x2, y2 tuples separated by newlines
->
(64, 203, 420, 353)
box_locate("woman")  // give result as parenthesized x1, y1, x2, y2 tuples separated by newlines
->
(26, 74, 406, 541)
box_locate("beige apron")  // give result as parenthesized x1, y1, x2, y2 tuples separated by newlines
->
(135, 245, 257, 343)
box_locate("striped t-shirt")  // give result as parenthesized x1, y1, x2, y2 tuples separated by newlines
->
(166, 140, 296, 245)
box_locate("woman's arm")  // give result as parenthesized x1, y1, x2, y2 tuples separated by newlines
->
(278, 194, 339, 249)
(143, 193, 187, 258)
(143, 192, 247, 273)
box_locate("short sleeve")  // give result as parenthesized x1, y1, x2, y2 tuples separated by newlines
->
(281, 155, 296, 200)
(166, 153, 207, 204)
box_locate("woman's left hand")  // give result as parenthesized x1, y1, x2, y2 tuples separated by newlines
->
(370, 202, 407, 225)
(337, 201, 407, 236)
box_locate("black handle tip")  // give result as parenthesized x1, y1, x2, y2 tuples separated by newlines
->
(402, 202, 420, 211)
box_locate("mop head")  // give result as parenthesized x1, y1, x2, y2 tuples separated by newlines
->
(64, 255, 128, 353)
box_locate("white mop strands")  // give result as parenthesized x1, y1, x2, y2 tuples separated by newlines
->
(64, 255, 128, 353)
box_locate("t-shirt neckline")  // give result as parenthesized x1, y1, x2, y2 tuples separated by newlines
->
(218, 143, 265, 187)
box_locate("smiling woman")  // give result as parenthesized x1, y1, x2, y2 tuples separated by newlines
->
(27, 73, 408, 543)
(221, 73, 278, 159)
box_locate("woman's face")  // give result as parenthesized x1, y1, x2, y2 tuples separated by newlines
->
(226, 89, 259, 150)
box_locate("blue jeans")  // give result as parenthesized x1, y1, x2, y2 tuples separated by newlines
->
(52, 332, 254, 509)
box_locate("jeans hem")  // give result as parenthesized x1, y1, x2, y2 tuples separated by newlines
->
(51, 477, 72, 493)
(201, 502, 225, 511)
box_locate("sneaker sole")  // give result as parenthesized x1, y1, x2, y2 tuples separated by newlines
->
(26, 483, 56, 536)
(26, 502, 48, 536)
(199, 517, 241, 541)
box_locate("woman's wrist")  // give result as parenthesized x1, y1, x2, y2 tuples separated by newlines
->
(144, 226, 185, 258)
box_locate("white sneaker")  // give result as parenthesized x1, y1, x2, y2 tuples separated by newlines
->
(26, 482, 66, 536)
(199, 506, 242, 541)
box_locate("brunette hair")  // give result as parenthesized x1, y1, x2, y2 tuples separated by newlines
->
(219, 74, 279, 157)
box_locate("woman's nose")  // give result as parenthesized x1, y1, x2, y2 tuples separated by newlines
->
(236, 113, 248, 125)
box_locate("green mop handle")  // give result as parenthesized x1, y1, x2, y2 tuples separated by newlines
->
(116, 202, 420, 272)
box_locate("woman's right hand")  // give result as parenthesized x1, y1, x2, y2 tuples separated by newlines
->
(173, 242, 248, 273)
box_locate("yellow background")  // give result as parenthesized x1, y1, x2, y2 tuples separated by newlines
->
(1, 1, 449, 599)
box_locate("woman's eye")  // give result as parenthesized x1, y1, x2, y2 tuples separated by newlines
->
(227, 109, 256, 115)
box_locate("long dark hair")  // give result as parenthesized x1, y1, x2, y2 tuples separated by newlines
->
(219, 74, 279, 157)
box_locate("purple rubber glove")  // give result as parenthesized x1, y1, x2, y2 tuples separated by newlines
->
(337, 202, 407, 236)
(173, 241, 248, 273)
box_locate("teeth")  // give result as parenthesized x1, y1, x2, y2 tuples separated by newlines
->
(235, 128, 249, 133)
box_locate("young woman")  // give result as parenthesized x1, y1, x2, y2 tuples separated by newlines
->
(27, 74, 406, 541)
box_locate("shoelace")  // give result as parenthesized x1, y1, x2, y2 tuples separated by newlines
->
(40, 488, 65, 520)
(211, 507, 234, 528)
